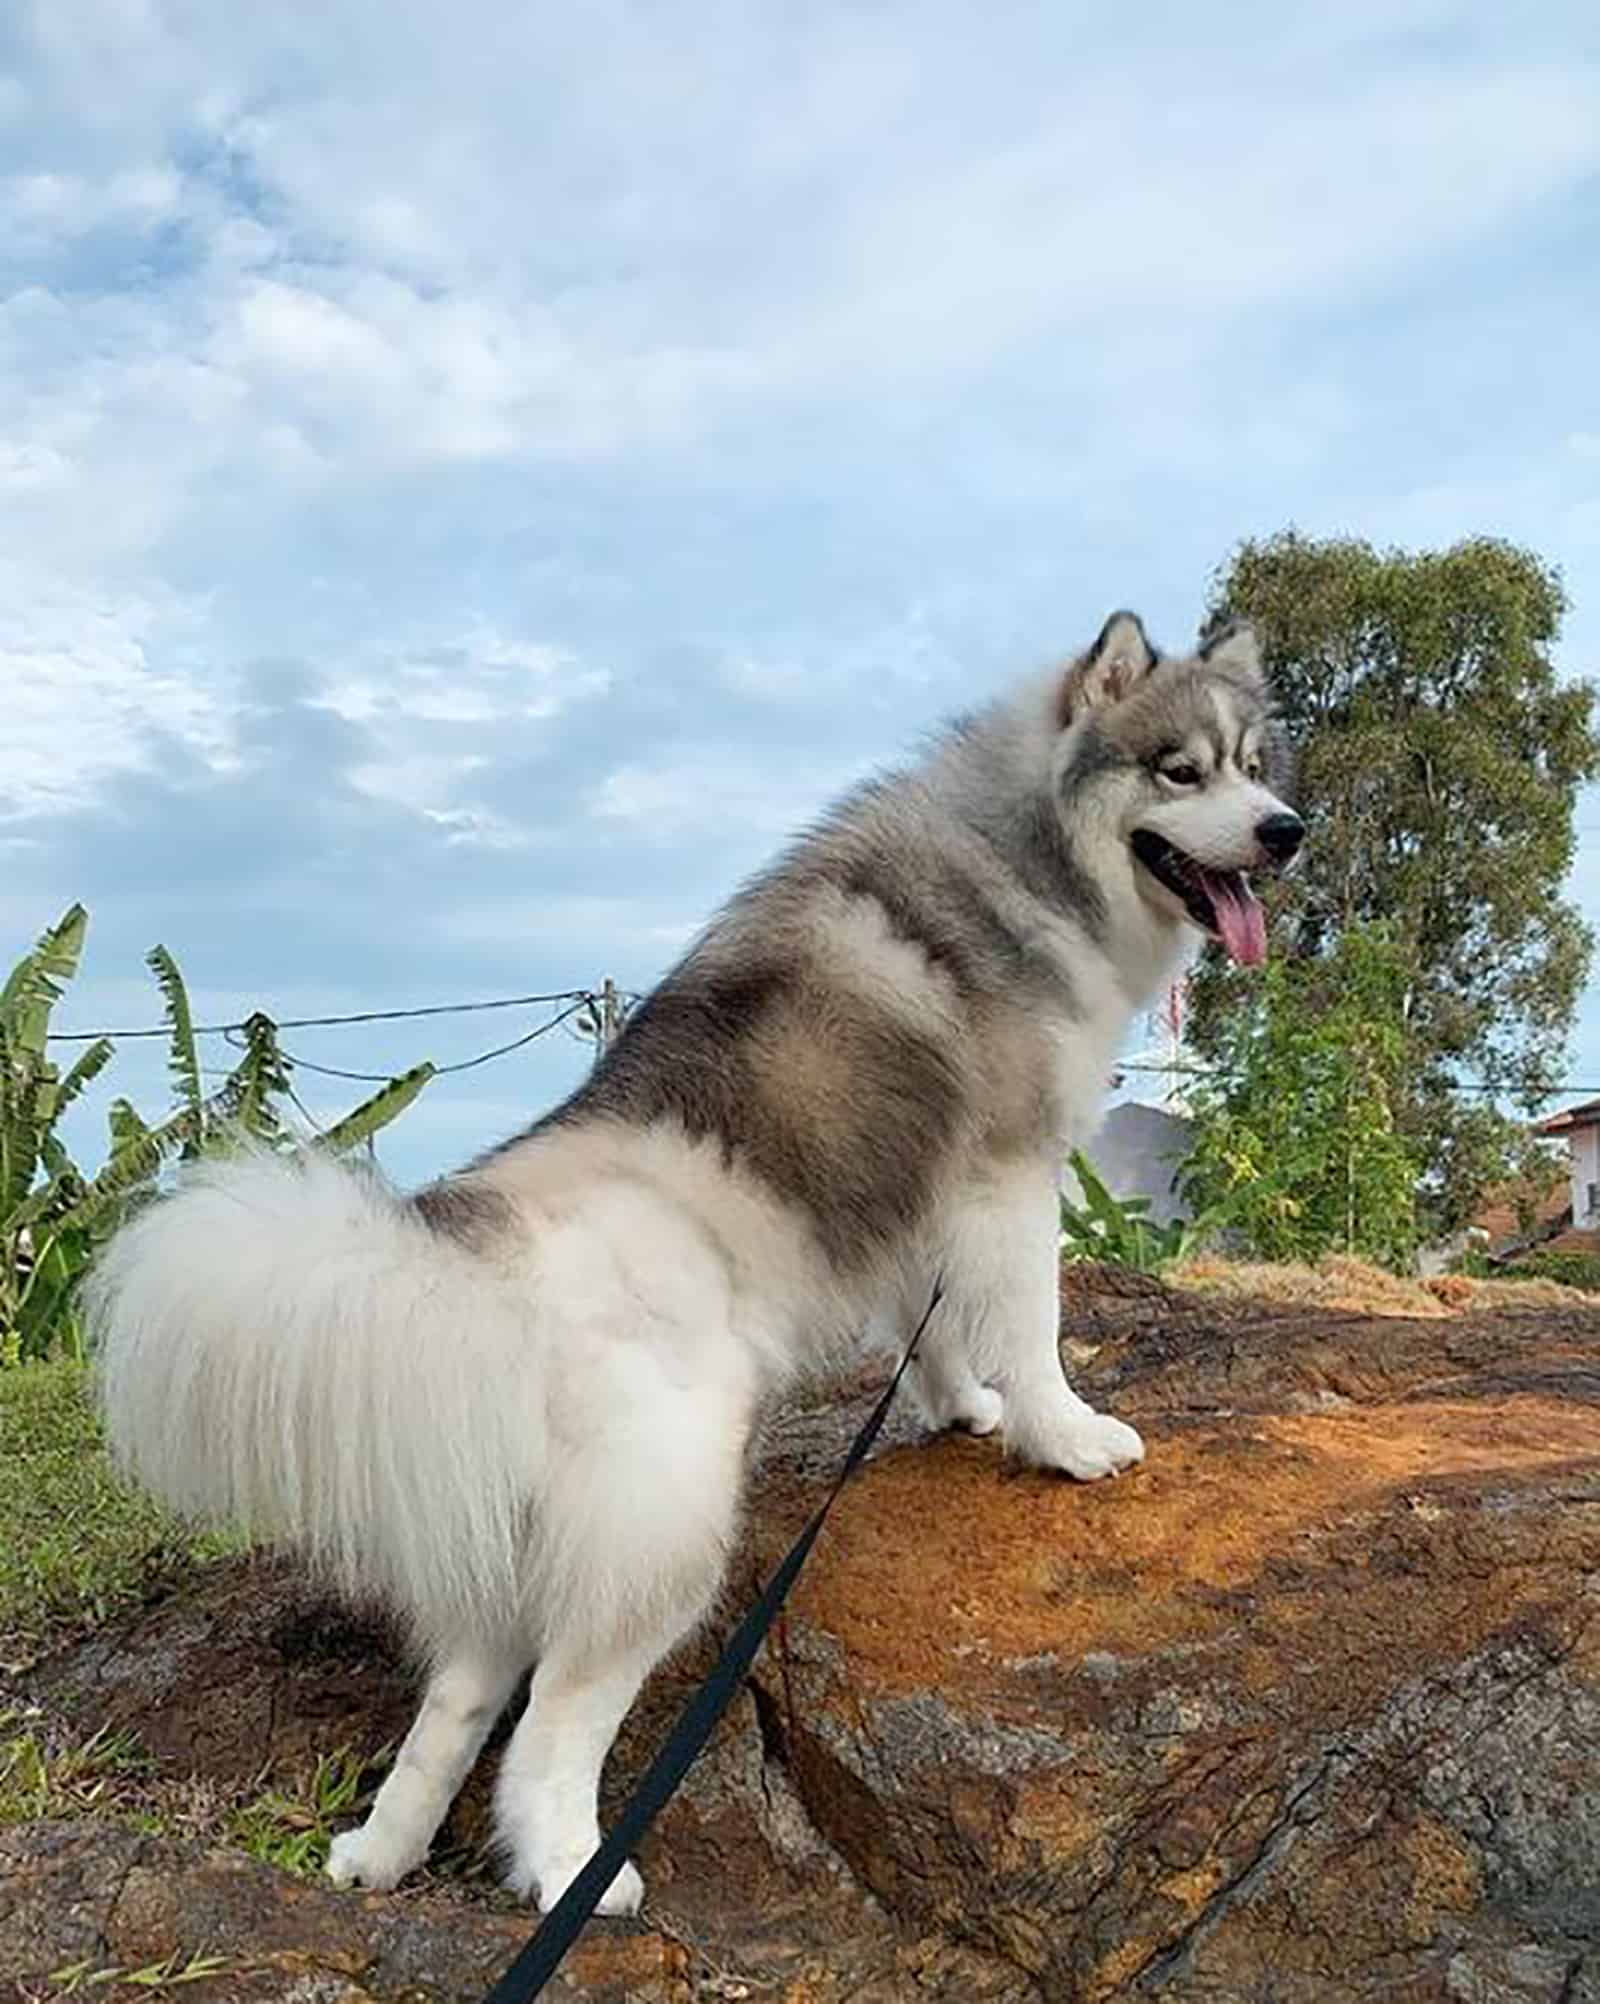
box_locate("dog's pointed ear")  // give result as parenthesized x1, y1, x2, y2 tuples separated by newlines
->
(1197, 615, 1263, 686)
(1057, 611, 1159, 725)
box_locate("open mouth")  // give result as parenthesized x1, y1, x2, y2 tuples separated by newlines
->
(1131, 830, 1268, 967)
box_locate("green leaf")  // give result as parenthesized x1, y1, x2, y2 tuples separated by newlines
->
(53, 1106, 203, 1238)
(146, 945, 203, 1120)
(315, 1064, 435, 1155)
(1067, 1150, 1124, 1232)
(1060, 1150, 1181, 1273)
(2, 1075, 46, 1218)
(13, 1226, 94, 1361)
(6, 1170, 83, 1234)
(0, 904, 89, 1057)
(107, 1098, 151, 1157)
(215, 1014, 290, 1150)
(56, 1037, 115, 1115)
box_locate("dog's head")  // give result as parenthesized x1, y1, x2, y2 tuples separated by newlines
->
(1054, 611, 1301, 966)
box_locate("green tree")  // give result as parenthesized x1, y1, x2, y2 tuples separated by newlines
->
(1191, 531, 1598, 1234)
(1180, 924, 1422, 1269)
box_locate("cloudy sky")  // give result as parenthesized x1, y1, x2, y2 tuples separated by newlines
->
(6, 0, 1599, 1185)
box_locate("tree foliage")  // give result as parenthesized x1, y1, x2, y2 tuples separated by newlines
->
(1190, 531, 1598, 1233)
(1180, 925, 1422, 1270)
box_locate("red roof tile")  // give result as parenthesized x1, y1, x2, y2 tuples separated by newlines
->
(1534, 1096, 1600, 1135)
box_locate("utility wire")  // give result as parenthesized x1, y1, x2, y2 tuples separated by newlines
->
(37, 987, 1600, 1096)
(45, 989, 592, 1044)
(238, 997, 598, 1083)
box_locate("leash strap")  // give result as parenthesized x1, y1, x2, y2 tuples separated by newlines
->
(481, 1277, 945, 2004)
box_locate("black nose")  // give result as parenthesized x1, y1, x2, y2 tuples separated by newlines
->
(1255, 811, 1304, 862)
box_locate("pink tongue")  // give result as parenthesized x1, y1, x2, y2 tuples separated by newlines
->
(1200, 869, 1267, 966)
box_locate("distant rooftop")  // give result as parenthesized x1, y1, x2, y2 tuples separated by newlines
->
(1534, 1096, 1600, 1136)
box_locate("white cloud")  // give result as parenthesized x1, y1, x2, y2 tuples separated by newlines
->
(419, 806, 531, 850)
(0, 566, 233, 819)
(346, 751, 488, 812)
(5, 0, 1599, 1178)
(214, 268, 762, 464)
(743, 67, 1596, 394)
(0, 163, 181, 249)
(436, 891, 708, 955)
(0, 4, 1591, 766)
(308, 625, 611, 833)
(590, 752, 868, 839)
(2, 582, 606, 837)
(5, 3, 1595, 520)
(317, 629, 603, 728)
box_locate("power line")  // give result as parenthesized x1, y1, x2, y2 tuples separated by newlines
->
(244, 997, 598, 1083)
(45, 989, 592, 1044)
(35, 981, 1600, 1097)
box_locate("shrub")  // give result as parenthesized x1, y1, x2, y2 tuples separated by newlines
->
(1060, 1150, 1221, 1273)
(1498, 1249, 1600, 1293)
(1179, 924, 1422, 1271)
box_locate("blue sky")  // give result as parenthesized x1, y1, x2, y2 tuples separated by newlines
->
(5, 0, 1599, 1186)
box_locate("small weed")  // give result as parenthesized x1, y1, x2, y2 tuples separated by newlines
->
(49, 1949, 233, 1995)
(0, 1708, 148, 1824)
(229, 1745, 390, 1877)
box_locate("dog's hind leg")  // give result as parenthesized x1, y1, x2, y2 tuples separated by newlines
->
(905, 1308, 1005, 1436)
(492, 1624, 681, 1915)
(327, 1642, 525, 1891)
(491, 1355, 750, 1913)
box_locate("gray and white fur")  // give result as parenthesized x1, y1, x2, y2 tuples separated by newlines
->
(89, 610, 1301, 1914)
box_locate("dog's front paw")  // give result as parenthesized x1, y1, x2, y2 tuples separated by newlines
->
(327, 1821, 419, 1891)
(1015, 1408, 1145, 1482)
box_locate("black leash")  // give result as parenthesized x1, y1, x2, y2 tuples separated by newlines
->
(480, 1277, 945, 2004)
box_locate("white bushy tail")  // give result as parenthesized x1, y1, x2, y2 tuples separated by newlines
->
(88, 1152, 541, 1639)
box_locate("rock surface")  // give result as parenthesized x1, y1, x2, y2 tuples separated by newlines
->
(0, 1818, 691, 2003)
(8, 1269, 1600, 2001)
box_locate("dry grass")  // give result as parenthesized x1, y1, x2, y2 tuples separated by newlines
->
(1421, 1269, 1597, 1311)
(1168, 1251, 1594, 1319)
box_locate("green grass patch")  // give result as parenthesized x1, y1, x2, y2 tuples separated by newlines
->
(229, 1745, 390, 1877)
(0, 1358, 242, 1661)
(0, 1703, 400, 1885)
(0, 1707, 149, 1825)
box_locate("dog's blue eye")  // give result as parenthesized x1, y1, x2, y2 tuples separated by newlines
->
(1162, 762, 1202, 786)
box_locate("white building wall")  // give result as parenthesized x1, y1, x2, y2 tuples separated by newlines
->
(1573, 1126, 1600, 1227)
(1069, 1102, 1195, 1226)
